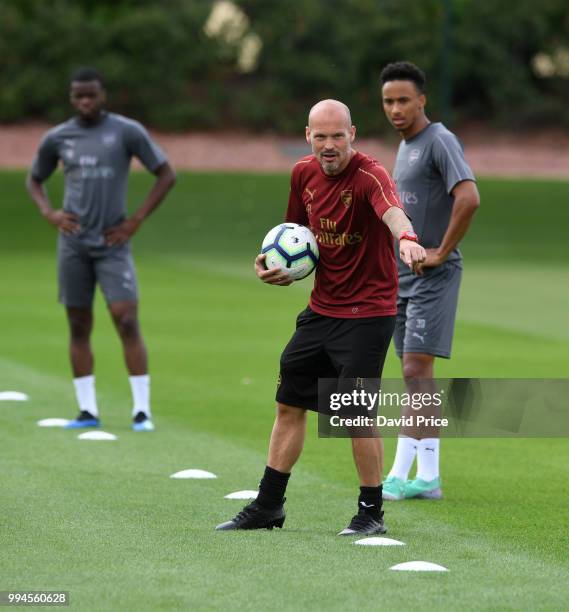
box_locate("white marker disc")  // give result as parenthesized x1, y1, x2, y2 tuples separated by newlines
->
(224, 490, 258, 500)
(390, 561, 448, 572)
(354, 537, 405, 546)
(170, 469, 217, 479)
(37, 418, 70, 428)
(0, 391, 29, 401)
(78, 431, 117, 441)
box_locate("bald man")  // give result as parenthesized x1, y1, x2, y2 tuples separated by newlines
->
(216, 100, 426, 535)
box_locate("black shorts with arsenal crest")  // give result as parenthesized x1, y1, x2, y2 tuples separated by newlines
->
(276, 307, 395, 412)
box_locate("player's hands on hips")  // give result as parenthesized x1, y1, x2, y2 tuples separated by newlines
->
(399, 239, 427, 273)
(104, 218, 141, 246)
(46, 210, 81, 235)
(255, 254, 293, 286)
(414, 248, 445, 276)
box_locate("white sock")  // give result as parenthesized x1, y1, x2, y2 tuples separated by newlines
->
(388, 436, 419, 480)
(416, 438, 440, 482)
(73, 375, 99, 417)
(130, 374, 151, 418)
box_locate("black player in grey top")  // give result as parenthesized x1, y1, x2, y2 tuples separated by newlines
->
(26, 68, 176, 431)
(379, 62, 480, 500)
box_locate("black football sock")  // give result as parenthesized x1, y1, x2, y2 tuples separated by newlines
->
(358, 485, 383, 519)
(256, 466, 290, 509)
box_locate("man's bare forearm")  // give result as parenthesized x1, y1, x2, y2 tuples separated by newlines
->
(131, 162, 176, 224)
(382, 206, 414, 238)
(26, 174, 54, 218)
(437, 182, 480, 259)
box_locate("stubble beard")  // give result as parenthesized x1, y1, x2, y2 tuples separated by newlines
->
(319, 152, 343, 176)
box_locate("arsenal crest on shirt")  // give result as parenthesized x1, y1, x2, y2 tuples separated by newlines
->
(102, 133, 117, 147)
(341, 189, 353, 207)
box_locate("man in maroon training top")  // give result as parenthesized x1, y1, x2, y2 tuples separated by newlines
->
(216, 100, 425, 535)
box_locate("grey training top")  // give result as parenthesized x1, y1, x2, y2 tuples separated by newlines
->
(31, 112, 167, 247)
(393, 122, 475, 274)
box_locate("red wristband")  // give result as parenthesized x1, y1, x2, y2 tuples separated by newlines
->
(399, 230, 418, 243)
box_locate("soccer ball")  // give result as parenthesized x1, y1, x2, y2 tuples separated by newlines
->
(261, 223, 319, 281)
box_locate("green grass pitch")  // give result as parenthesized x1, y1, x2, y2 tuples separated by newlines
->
(1, 170, 568, 610)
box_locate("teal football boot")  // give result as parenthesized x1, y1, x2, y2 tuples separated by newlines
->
(382, 476, 406, 501)
(404, 477, 443, 499)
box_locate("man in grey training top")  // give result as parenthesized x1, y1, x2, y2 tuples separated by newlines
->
(26, 68, 176, 432)
(380, 61, 480, 500)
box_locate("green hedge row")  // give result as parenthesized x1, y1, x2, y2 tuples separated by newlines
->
(1, 0, 568, 132)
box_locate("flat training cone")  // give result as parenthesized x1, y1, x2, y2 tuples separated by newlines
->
(354, 537, 405, 546)
(37, 418, 70, 427)
(0, 391, 29, 401)
(390, 561, 448, 572)
(78, 431, 117, 441)
(170, 469, 217, 479)
(224, 490, 258, 500)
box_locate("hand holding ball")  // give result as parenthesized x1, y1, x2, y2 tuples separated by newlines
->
(260, 223, 319, 282)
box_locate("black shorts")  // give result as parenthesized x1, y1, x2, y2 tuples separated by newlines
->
(276, 307, 396, 412)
